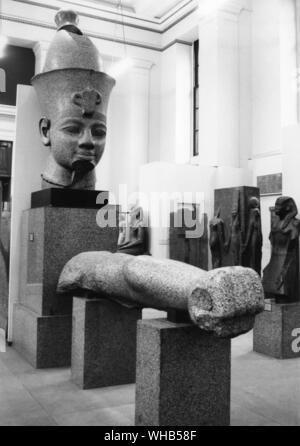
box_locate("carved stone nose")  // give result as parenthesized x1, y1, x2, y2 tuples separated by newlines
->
(79, 130, 94, 148)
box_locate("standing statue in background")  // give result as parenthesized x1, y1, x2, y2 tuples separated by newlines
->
(242, 197, 263, 276)
(117, 205, 149, 256)
(227, 191, 242, 266)
(32, 9, 115, 190)
(209, 209, 225, 269)
(263, 196, 300, 303)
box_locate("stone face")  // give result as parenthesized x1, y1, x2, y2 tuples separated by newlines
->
(58, 253, 264, 339)
(135, 319, 231, 426)
(31, 9, 115, 190)
(253, 301, 300, 359)
(72, 297, 141, 389)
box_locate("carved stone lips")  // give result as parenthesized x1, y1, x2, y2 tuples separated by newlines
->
(75, 150, 96, 161)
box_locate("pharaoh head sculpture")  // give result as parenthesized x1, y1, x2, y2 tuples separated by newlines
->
(32, 9, 116, 190)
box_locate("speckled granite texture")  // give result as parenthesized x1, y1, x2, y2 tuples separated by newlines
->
(13, 304, 72, 368)
(58, 253, 264, 339)
(135, 319, 231, 426)
(253, 301, 300, 359)
(71, 297, 141, 389)
(14, 204, 119, 368)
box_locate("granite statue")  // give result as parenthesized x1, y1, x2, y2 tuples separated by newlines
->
(212, 187, 262, 274)
(117, 205, 149, 256)
(227, 191, 242, 266)
(242, 197, 263, 276)
(170, 206, 209, 270)
(263, 196, 300, 303)
(58, 252, 264, 339)
(209, 209, 225, 269)
(32, 9, 115, 190)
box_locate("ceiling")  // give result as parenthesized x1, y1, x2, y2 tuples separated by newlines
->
(84, 0, 188, 19)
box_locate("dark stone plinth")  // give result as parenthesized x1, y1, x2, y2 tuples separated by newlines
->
(253, 301, 300, 359)
(72, 297, 142, 390)
(13, 304, 72, 368)
(135, 319, 231, 427)
(13, 204, 119, 369)
(167, 309, 191, 324)
(31, 188, 109, 209)
(169, 209, 209, 271)
(19, 205, 119, 316)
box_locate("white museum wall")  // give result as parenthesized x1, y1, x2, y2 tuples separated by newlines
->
(159, 42, 193, 164)
(0, 106, 15, 142)
(8, 85, 48, 341)
(283, 125, 300, 203)
(251, 0, 282, 159)
(247, 0, 298, 267)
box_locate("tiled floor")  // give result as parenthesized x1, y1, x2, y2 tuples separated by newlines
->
(0, 328, 299, 426)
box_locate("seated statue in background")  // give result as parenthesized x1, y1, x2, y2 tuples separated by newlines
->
(263, 196, 300, 303)
(117, 205, 149, 256)
(57, 252, 264, 339)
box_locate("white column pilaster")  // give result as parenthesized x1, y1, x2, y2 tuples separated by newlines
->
(160, 42, 193, 164)
(197, 2, 243, 168)
(126, 59, 154, 196)
(99, 58, 154, 202)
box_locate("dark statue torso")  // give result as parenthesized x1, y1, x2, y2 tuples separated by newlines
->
(263, 218, 300, 303)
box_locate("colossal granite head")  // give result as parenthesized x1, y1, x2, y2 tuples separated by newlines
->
(32, 9, 115, 190)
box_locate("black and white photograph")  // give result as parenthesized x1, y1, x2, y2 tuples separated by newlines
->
(0, 0, 299, 429)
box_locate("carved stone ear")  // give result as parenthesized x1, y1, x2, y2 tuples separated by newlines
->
(39, 117, 51, 146)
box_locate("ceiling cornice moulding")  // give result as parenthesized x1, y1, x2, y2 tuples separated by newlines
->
(0, 12, 192, 53)
(11, 0, 198, 34)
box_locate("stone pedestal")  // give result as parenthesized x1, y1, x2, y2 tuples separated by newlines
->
(169, 207, 208, 271)
(13, 189, 119, 368)
(72, 297, 142, 389)
(13, 304, 72, 368)
(135, 319, 231, 427)
(253, 301, 300, 359)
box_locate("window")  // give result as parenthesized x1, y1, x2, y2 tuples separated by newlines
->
(193, 40, 199, 156)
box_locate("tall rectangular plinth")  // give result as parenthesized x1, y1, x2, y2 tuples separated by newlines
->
(72, 297, 142, 390)
(253, 301, 300, 359)
(135, 319, 231, 427)
(13, 189, 119, 368)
